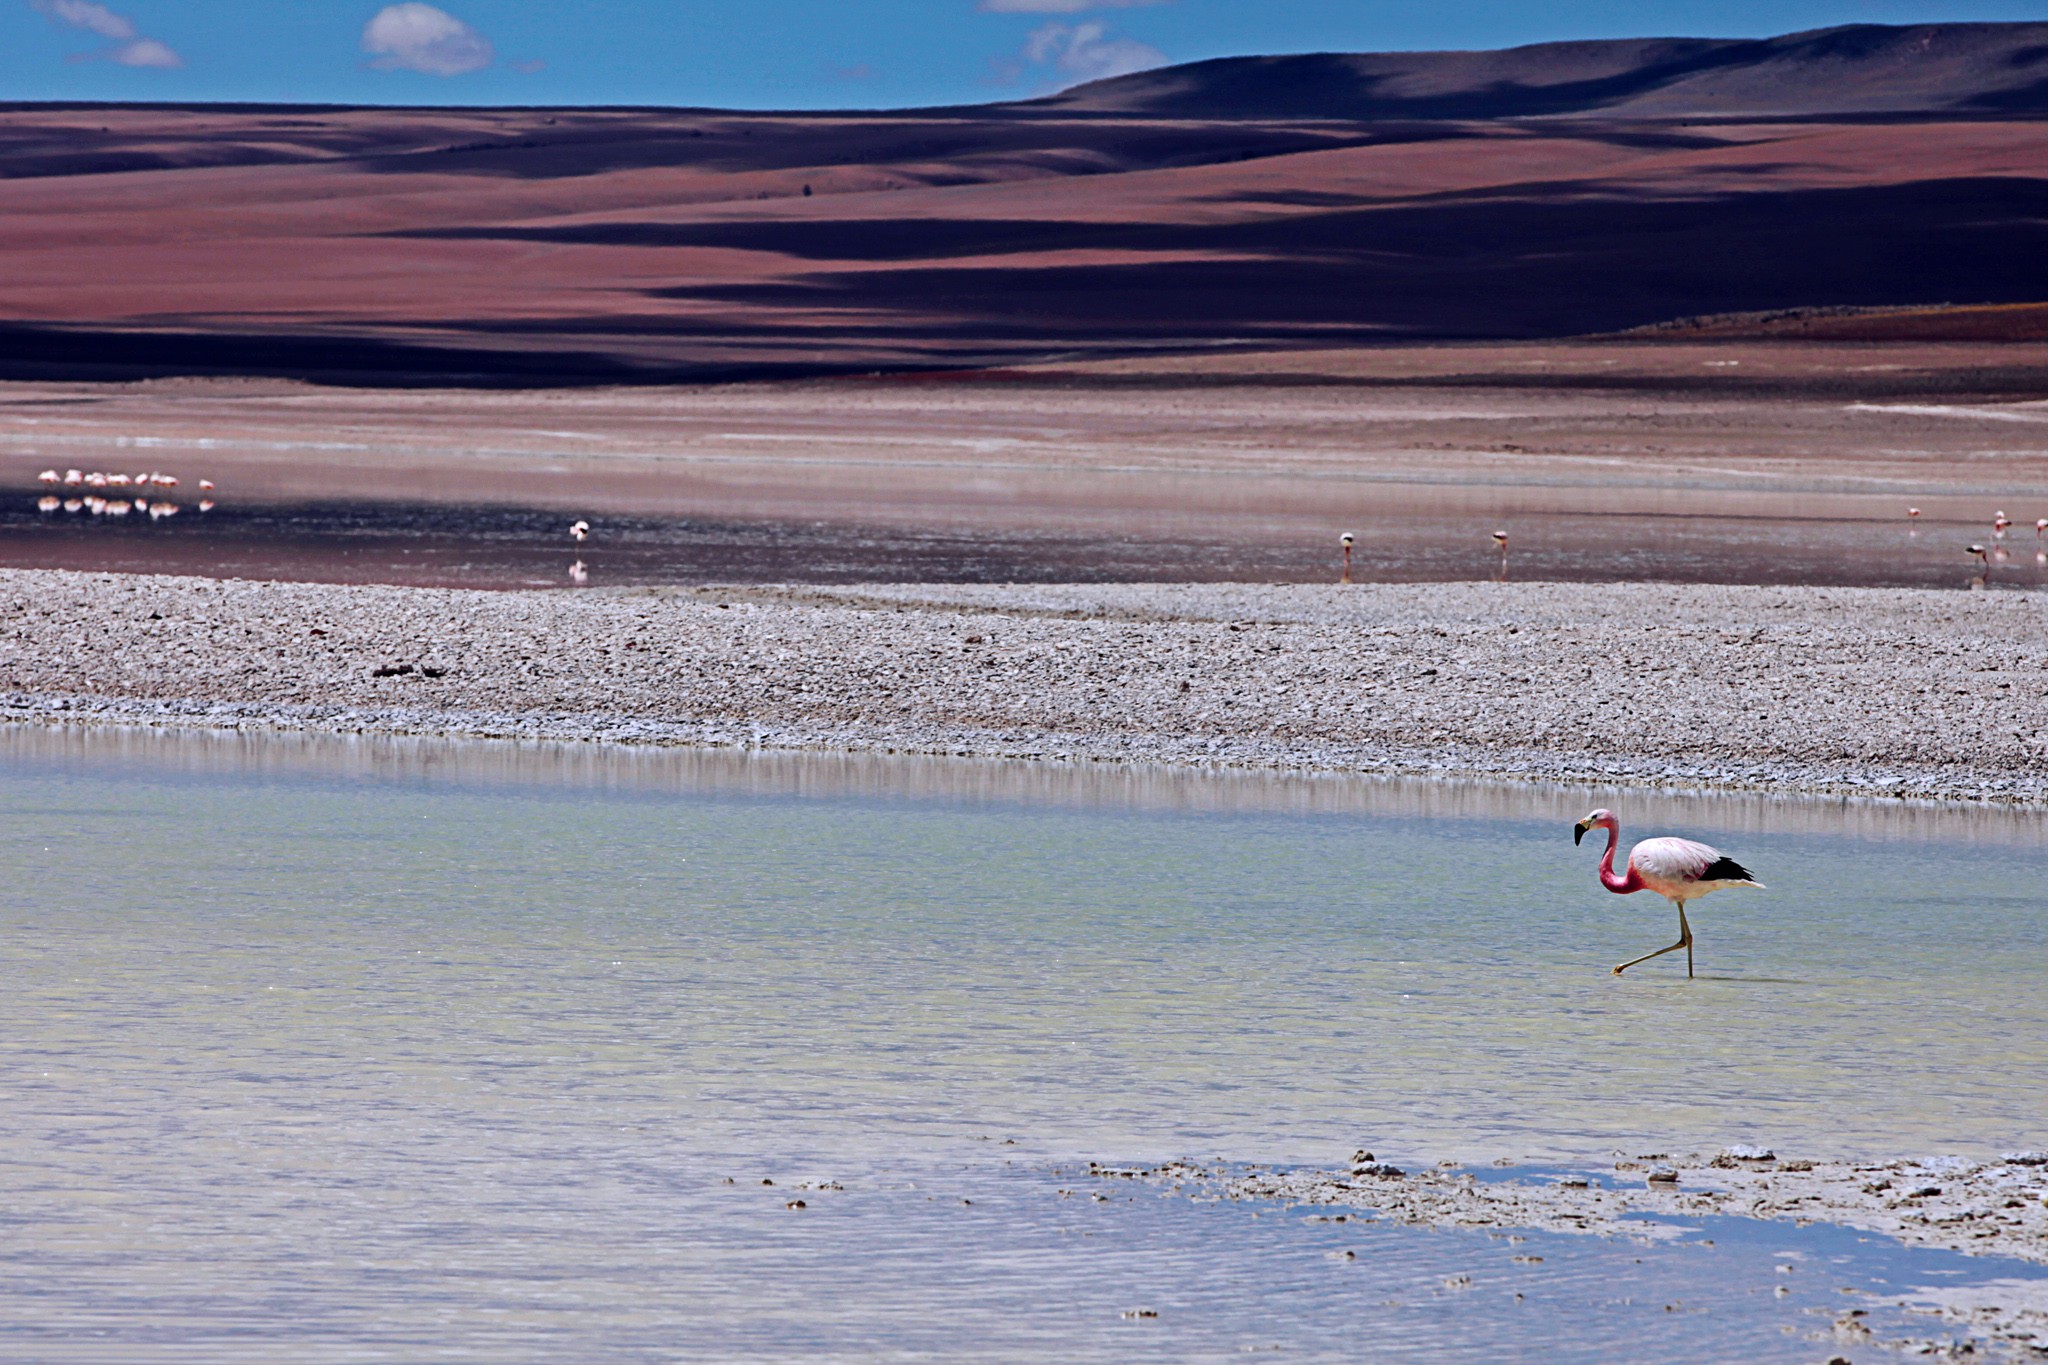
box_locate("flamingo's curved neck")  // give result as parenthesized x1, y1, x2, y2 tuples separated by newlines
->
(1597, 823, 1642, 894)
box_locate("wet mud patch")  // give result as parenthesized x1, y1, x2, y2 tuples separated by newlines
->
(1108, 1151, 2048, 1359)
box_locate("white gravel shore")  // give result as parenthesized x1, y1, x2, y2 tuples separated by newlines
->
(1, 570, 2044, 803)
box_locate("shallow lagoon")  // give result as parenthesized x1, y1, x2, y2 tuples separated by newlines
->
(1, 728, 2043, 1360)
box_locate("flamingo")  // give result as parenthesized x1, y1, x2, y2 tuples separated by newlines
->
(570, 519, 590, 543)
(1339, 532, 1355, 585)
(37, 470, 58, 486)
(1906, 506, 1920, 519)
(1574, 809, 1763, 978)
(1491, 529, 1509, 581)
(2035, 518, 2046, 540)
(1994, 511, 2012, 540)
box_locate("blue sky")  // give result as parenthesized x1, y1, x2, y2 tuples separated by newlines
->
(5, 1, 2044, 109)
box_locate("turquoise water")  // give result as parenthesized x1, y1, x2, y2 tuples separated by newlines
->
(0, 728, 2042, 1361)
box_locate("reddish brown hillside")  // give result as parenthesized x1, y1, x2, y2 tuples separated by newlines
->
(0, 24, 2045, 384)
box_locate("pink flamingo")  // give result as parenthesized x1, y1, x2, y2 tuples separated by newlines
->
(1994, 510, 2012, 540)
(1339, 531, 1355, 585)
(1575, 809, 1764, 977)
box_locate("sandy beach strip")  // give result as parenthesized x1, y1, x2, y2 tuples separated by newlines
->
(0, 569, 2043, 803)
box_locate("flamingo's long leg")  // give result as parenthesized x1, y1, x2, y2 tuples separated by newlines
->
(1613, 903, 1694, 976)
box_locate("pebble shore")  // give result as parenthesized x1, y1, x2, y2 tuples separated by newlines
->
(1, 569, 2044, 803)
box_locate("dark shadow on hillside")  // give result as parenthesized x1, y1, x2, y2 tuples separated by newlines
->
(650, 176, 2048, 341)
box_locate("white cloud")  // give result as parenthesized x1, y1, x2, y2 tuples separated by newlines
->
(1019, 20, 1164, 82)
(30, 0, 184, 68)
(110, 36, 179, 67)
(981, 0, 1164, 10)
(31, 0, 132, 40)
(362, 3, 494, 77)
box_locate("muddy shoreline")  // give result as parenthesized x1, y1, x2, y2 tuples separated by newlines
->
(1112, 1150, 2048, 1357)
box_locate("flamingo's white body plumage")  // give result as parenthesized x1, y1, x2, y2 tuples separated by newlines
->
(1574, 809, 1763, 977)
(1622, 836, 1738, 899)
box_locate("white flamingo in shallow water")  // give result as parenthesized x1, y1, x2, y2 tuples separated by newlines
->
(1574, 809, 1763, 978)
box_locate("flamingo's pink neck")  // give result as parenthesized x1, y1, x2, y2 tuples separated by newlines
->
(1596, 821, 1642, 894)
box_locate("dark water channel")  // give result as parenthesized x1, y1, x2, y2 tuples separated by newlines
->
(4, 495, 2044, 591)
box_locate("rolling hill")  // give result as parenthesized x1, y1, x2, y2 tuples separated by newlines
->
(0, 22, 2044, 384)
(1034, 22, 2048, 120)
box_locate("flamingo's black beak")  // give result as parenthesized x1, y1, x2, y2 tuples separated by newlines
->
(1573, 822, 1587, 845)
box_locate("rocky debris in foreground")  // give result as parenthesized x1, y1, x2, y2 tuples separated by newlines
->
(0, 570, 2044, 803)
(1115, 1149, 2048, 1358)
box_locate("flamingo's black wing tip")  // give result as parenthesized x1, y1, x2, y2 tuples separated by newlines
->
(1701, 856, 1757, 884)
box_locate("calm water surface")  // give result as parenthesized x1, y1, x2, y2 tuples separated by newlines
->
(1, 730, 2042, 1361)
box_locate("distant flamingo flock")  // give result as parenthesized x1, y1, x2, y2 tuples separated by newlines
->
(1931, 502, 2048, 579)
(30, 467, 601, 586)
(34, 468, 214, 521)
(1329, 506, 2048, 585)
